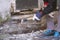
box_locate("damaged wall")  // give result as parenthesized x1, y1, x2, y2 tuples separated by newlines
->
(0, 0, 14, 23)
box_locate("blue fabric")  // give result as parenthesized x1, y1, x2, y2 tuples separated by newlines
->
(54, 32, 60, 37)
(44, 30, 52, 35)
(36, 11, 42, 19)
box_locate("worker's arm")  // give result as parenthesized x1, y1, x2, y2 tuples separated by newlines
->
(33, 0, 57, 21)
(42, 0, 57, 16)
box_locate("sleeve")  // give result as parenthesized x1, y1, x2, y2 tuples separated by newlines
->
(42, 0, 57, 16)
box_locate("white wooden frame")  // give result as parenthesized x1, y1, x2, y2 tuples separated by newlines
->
(12, 0, 44, 12)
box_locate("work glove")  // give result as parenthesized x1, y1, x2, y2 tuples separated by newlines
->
(33, 11, 42, 21)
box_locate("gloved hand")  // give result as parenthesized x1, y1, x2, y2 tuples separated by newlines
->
(33, 11, 42, 21)
(48, 12, 54, 18)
